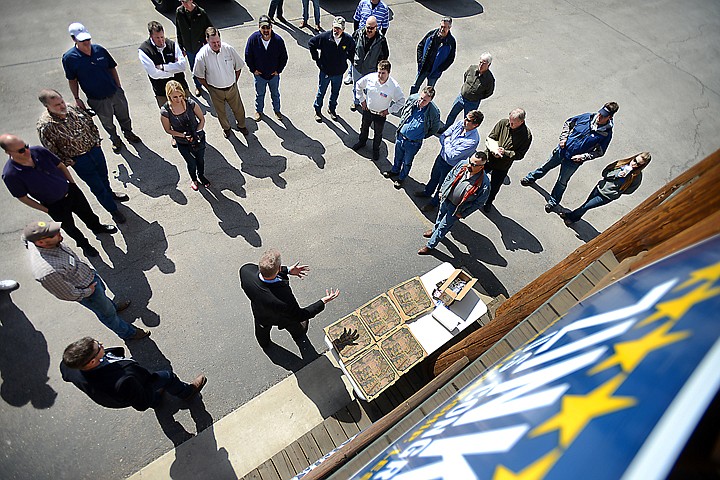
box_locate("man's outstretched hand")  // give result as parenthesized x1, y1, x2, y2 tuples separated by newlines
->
(322, 288, 340, 303)
(289, 262, 310, 278)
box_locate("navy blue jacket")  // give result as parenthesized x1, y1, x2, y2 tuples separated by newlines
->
(245, 31, 289, 81)
(559, 112, 613, 162)
(416, 29, 456, 79)
(308, 31, 355, 76)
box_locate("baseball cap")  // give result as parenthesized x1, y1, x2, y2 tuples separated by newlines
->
(24, 221, 62, 242)
(258, 15, 271, 27)
(332, 16, 346, 29)
(68, 22, 92, 42)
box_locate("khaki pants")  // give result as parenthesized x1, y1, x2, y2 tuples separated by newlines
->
(207, 84, 246, 131)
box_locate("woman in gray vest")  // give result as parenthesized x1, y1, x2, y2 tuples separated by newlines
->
(160, 81, 209, 191)
(561, 152, 651, 225)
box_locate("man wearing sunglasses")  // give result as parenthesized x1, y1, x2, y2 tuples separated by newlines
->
(245, 15, 289, 122)
(61, 337, 206, 411)
(419, 152, 490, 255)
(521, 102, 618, 213)
(349, 16, 389, 112)
(23, 220, 149, 340)
(2, 134, 116, 258)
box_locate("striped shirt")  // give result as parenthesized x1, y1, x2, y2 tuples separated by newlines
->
(353, 0, 390, 30)
(29, 242, 95, 301)
(37, 106, 100, 165)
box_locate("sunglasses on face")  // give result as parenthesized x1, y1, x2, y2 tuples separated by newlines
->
(16, 144, 29, 154)
(366, 26, 377, 30)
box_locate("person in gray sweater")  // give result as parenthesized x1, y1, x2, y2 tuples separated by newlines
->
(561, 152, 651, 225)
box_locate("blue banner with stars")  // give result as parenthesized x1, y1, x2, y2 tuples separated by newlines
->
(350, 235, 720, 480)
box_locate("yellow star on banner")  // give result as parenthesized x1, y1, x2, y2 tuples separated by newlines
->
(530, 374, 636, 447)
(590, 322, 690, 375)
(674, 261, 720, 291)
(493, 449, 562, 480)
(638, 282, 720, 328)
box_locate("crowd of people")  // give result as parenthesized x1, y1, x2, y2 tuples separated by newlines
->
(1, 0, 652, 413)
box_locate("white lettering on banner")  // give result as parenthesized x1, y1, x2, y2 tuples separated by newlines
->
(513, 320, 635, 374)
(455, 348, 605, 426)
(498, 351, 532, 373)
(397, 439, 432, 459)
(388, 426, 530, 480)
(530, 280, 677, 357)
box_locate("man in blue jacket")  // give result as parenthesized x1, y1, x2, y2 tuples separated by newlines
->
(382, 86, 441, 188)
(308, 17, 356, 122)
(522, 102, 619, 212)
(245, 16, 289, 122)
(418, 152, 490, 255)
(410, 17, 456, 95)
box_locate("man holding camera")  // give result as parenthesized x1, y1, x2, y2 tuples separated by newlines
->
(37, 89, 127, 225)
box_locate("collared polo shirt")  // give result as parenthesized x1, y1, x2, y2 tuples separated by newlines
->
(356, 72, 405, 114)
(62, 44, 119, 100)
(29, 242, 95, 301)
(193, 42, 245, 89)
(2, 146, 69, 204)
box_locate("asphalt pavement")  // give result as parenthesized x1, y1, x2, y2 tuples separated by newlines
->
(1, 0, 719, 478)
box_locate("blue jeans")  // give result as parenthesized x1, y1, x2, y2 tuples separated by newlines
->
(314, 71, 343, 113)
(152, 370, 193, 399)
(423, 155, 453, 206)
(351, 65, 362, 106)
(186, 51, 203, 90)
(71, 146, 117, 213)
(254, 74, 281, 113)
(427, 200, 459, 249)
(391, 133, 423, 181)
(176, 140, 206, 182)
(409, 71, 438, 95)
(302, 0, 321, 24)
(566, 186, 612, 222)
(79, 274, 136, 339)
(444, 94, 480, 130)
(525, 148, 581, 206)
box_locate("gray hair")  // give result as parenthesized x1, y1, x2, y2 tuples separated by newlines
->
(38, 89, 63, 106)
(259, 248, 281, 277)
(509, 108, 526, 121)
(480, 52, 492, 65)
(441, 16, 453, 25)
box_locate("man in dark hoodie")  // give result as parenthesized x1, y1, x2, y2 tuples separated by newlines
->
(239, 248, 339, 348)
(245, 15, 288, 121)
(409, 17, 456, 95)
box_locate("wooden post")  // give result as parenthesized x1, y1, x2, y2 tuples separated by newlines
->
(431, 149, 720, 376)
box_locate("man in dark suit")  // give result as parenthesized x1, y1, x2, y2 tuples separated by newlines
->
(60, 337, 206, 411)
(239, 248, 340, 348)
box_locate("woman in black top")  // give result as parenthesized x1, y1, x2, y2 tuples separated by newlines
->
(160, 80, 208, 191)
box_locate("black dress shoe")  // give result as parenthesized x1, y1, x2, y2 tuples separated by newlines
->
(382, 170, 398, 178)
(92, 224, 117, 235)
(351, 141, 365, 151)
(520, 177, 534, 186)
(112, 192, 129, 202)
(393, 179, 403, 189)
(111, 210, 126, 224)
(482, 203, 492, 213)
(544, 203, 555, 213)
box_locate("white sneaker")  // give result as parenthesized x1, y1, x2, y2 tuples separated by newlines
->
(0, 280, 19, 291)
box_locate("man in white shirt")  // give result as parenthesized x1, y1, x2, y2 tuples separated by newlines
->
(193, 27, 249, 138)
(138, 21, 189, 108)
(351, 60, 405, 161)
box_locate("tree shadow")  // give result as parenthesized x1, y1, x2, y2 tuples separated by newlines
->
(157, 0, 253, 29)
(229, 123, 288, 188)
(426, 222, 510, 297)
(415, 0, 484, 17)
(0, 291, 57, 409)
(116, 144, 188, 205)
(264, 116, 326, 169)
(91, 208, 175, 328)
(483, 206, 543, 253)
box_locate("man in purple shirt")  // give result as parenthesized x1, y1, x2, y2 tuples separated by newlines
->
(1, 133, 116, 258)
(415, 110, 483, 212)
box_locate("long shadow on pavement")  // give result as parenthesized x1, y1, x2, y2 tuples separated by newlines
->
(230, 122, 288, 188)
(528, 183, 602, 242)
(483, 205, 543, 253)
(92, 208, 175, 328)
(415, 0, 485, 17)
(264, 115, 326, 169)
(116, 143, 188, 205)
(0, 290, 57, 409)
(169, 420, 235, 480)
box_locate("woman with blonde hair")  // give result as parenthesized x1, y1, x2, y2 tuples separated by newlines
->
(562, 152, 651, 225)
(160, 80, 209, 191)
